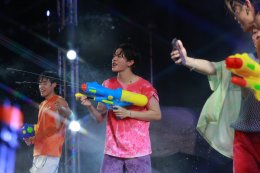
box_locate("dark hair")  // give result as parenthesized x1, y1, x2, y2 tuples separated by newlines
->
(225, 0, 260, 14)
(253, 0, 260, 12)
(38, 71, 59, 84)
(117, 43, 141, 69)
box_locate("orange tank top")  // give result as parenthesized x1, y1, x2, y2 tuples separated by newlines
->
(33, 95, 66, 157)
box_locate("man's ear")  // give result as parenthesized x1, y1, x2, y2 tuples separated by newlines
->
(52, 82, 57, 88)
(245, 0, 254, 12)
(127, 60, 135, 67)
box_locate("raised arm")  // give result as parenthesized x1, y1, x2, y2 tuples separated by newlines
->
(170, 40, 216, 75)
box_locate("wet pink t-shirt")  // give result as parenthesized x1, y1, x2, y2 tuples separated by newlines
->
(103, 77, 159, 158)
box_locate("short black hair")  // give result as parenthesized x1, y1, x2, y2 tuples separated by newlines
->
(38, 71, 59, 84)
(226, 0, 260, 14)
(117, 43, 141, 68)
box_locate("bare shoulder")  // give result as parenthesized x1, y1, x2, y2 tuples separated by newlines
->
(57, 97, 69, 107)
(38, 102, 44, 109)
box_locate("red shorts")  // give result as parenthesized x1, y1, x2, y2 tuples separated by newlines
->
(233, 130, 260, 173)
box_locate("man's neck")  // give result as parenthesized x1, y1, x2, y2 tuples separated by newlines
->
(45, 92, 55, 100)
(117, 69, 137, 85)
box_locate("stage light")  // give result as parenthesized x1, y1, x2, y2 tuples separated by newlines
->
(66, 49, 77, 60)
(69, 120, 81, 132)
(46, 10, 50, 17)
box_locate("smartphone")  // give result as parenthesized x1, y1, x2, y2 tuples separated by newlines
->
(171, 38, 186, 64)
(171, 38, 178, 50)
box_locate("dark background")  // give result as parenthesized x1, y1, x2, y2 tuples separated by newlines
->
(0, 0, 255, 172)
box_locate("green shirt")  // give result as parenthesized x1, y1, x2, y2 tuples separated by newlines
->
(196, 61, 241, 158)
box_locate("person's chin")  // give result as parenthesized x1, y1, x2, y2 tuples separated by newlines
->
(112, 68, 119, 72)
(40, 93, 46, 97)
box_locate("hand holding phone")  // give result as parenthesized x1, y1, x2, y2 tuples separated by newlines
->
(171, 38, 186, 65)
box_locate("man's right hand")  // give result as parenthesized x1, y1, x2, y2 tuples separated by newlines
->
(79, 95, 92, 107)
(75, 93, 92, 107)
(170, 40, 188, 65)
(23, 136, 35, 146)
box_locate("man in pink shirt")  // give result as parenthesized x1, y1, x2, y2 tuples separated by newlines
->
(78, 43, 161, 173)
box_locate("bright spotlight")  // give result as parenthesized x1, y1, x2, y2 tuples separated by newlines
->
(69, 120, 81, 132)
(66, 50, 77, 60)
(46, 10, 50, 17)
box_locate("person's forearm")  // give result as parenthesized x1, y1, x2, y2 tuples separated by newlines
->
(85, 104, 106, 123)
(185, 57, 216, 75)
(127, 110, 161, 121)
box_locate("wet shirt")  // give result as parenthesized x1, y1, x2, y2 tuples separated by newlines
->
(34, 95, 66, 157)
(103, 77, 159, 158)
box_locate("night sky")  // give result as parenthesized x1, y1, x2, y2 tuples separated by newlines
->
(0, 0, 256, 172)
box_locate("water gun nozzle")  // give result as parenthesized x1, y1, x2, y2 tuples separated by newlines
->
(231, 76, 246, 87)
(81, 83, 87, 92)
(225, 57, 243, 69)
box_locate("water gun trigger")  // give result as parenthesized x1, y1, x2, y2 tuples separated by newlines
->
(106, 104, 116, 110)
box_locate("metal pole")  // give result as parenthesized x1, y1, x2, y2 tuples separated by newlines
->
(75, 52, 80, 173)
(58, 0, 79, 172)
(67, 0, 79, 173)
(149, 29, 153, 85)
(57, 0, 69, 172)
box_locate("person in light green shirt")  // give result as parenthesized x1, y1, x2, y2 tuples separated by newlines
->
(170, 41, 257, 158)
(197, 60, 242, 158)
(169, 0, 260, 159)
(170, 40, 242, 158)
(171, 1, 260, 172)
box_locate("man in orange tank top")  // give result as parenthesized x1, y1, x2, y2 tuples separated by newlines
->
(23, 71, 71, 173)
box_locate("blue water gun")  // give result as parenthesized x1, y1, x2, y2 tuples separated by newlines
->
(76, 82, 148, 109)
